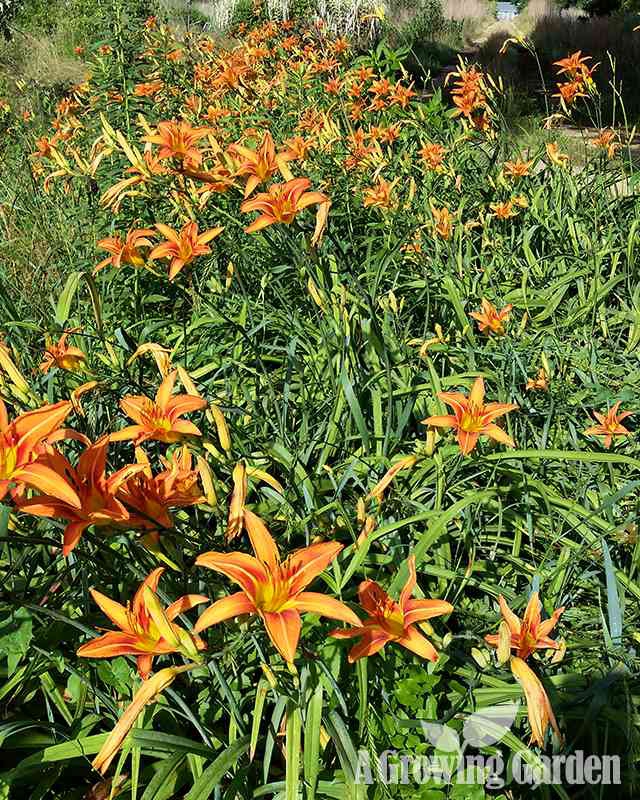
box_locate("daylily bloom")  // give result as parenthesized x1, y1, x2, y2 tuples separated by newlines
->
(95, 228, 155, 274)
(584, 401, 633, 448)
(526, 368, 549, 392)
(553, 79, 587, 105)
(0, 399, 79, 505)
(430, 204, 454, 240)
(92, 664, 195, 775)
(143, 120, 210, 167)
(419, 142, 446, 171)
(362, 177, 398, 209)
(485, 592, 564, 660)
(423, 377, 518, 455)
(39, 330, 86, 373)
(470, 298, 513, 335)
(149, 222, 224, 280)
(503, 159, 533, 179)
(592, 129, 619, 159)
(240, 177, 329, 233)
(490, 200, 518, 220)
(194, 512, 360, 663)
(545, 143, 569, 167)
(16, 437, 145, 555)
(117, 446, 207, 530)
(331, 556, 453, 662)
(553, 51, 593, 80)
(111, 371, 207, 445)
(77, 567, 207, 679)
(230, 131, 292, 197)
(510, 656, 561, 747)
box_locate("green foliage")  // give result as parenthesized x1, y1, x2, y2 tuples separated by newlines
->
(1, 5, 640, 800)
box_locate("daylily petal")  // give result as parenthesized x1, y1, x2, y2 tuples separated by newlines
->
(261, 608, 302, 663)
(293, 592, 362, 626)
(395, 625, 439, 661)
(194, 591, 256, 632)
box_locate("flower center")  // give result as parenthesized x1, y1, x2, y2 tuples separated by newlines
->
(0, 444, 18, 480)
(460, 409, 483, 433)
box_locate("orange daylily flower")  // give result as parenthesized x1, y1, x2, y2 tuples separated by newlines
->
(503, 159, 533, 179)
(545, 143, 569, 167)
(143, 120, 210, 167)
(510, 656, 561, 747)
(149, 222, 224, 280)
(111, 370, 207, 445)
(77, 568, 207, 679)
(485, 592, 564, 660)
(423, 376, 518, 455)
(39, 330, 86, 373)
(431, 204, 454, 240)
(331, 556, 453, 662)
(553, 80, 586, 105)
(95, 228, 155, 274)
(419, 142, 446, 171)
(229, 131, 292, 197)
(490, 200, 518, 220)
(117, 446, 207, 530)
(583, 401, 633, 448)
(362, 177, 398, 209)
(0, 399, 80, 506)
(526, 368, 549, 392)
(470, 298, 513, 335)
(553, 51, 593, 80)
(194, 512, 360, 663)
(240, 177, 329, 233)
(592, 129, 619, 159)
(16, 437, 145, 556)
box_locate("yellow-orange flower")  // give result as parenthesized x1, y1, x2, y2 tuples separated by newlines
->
(111, 370, 207, 445)
(419, 142, 445, 171)
(553, 51, 594, 80)
(194, 512, 359, 663)
(584, 401, 633, 448)
(423, 376, 518, 455)
(0, 399, 79, 506)
(240, 177, 328, 233)
(229, 131, 292, 197)
(144, 120, 210, 167)
(117, 446, 207, 530)
(431, 204, 454, 239)
(16, 437, 144, 556)
(485, 592, 564, 660)
(490, 200, 518, 219)
(592, 129, 619, 159)
(526, 368, 549, 392)
(149, 221, 224, 280)
(39, 330, 86, 373)
(546, 143, 569, 167)
(503, 159, 533, 179)
(77, 567, 207, 679)
(331, 556, 453, 662)
(95, 228, 155, 274)
(362, 176, 398, 209)
(470, 298, 512, 335)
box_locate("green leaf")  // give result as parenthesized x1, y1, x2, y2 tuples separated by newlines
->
(54, 271, 82, 326)
(183, 735, 249, 800)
